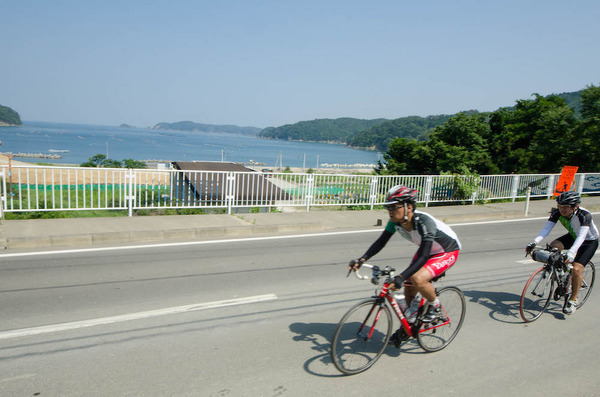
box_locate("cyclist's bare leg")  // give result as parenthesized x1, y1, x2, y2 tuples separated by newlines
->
(570, 262, 584, 301)
(551, 239, 582, 301)
(407, 267, 436, 302)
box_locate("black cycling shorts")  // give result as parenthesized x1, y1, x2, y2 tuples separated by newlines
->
(555, 234, 599, 266)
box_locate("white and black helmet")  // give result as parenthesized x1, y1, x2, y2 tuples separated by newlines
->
(556, 191, 581, 206)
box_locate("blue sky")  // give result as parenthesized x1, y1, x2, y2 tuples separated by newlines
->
(2, 0, 599, 128)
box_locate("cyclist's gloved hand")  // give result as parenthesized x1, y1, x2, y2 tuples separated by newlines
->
(389, 275, 405, 291)
(525, 242, 536, 255)
(565, 251, 576, 263)
(348, 258, 365, 271)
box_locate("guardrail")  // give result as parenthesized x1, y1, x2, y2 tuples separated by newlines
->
(1, 165, 599, 216)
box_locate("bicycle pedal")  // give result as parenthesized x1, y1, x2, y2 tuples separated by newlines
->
(389, 329, 409, 348)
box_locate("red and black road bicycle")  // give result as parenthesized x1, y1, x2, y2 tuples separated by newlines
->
(330, 263, 466, 375)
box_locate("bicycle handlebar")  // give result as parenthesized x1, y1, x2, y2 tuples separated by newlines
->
(530, 246, 568, 266)
(351, 263, 396, 281)
(353, 263, 374, 280)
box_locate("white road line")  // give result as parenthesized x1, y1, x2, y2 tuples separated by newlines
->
(516, 259, 536, 264)
(1, 214, 598, 259)
(0, 294, 277, 341)
(0, 230, 380, 258)
(0, 218, 547, 258)
(0, 374, 37, 383)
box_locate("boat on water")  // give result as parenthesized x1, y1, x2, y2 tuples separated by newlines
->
(48, 149, 70, 153)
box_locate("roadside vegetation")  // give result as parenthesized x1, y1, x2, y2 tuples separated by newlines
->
(3, 85, 599, 220)
(80, 154, 147, 169)
(378, 85, 600, 176)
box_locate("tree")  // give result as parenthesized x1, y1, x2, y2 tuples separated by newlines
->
(580, 84, 600, 120)
(80, 154, 125, 168)
(377, 137, 437, 174)
(492, 94, 577, 173)
(123, 159, 147, 169)
(379, 113, 494, 175)
(80, 154, 108, 167)
(427, 113, 495, 174)
(102, 159, 123, 168)
(574, 84, 600, 172)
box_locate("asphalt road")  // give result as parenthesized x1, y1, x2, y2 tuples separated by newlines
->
(0, 219, 598, 396)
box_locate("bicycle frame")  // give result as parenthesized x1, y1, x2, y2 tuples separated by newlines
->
(356, 264, 451, 338)
(518, 245, 596, 323)
(530, 248, 572, 299)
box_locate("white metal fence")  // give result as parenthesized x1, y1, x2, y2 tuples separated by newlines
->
(1, 164, 599, 216)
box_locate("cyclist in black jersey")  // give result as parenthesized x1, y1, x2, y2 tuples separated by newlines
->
(526, 191, 599, 314)
(349, 185, 462, 324)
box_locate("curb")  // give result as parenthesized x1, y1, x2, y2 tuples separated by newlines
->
(4, 221, 324, 249)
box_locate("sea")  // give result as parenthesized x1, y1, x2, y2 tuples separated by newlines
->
(0, 121, 381, 169)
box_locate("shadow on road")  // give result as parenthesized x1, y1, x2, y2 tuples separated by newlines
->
(463, 289, 568, 323)
(463, 290, 524, 323)
(289, 321, 424, 377)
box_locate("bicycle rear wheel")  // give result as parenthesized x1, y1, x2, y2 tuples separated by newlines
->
(574, 262, 595, 308)
(520, 267, 553, 322)
(330, 299, 393, 375)
(417, 286, 466, 352)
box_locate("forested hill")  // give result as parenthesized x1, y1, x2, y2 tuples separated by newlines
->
(153, 121, 261, 135)
(0, 105, 22, 126)
(259, 117, 387, 143)
(347, 113, 478, 151)
(258, 89, 584, 151)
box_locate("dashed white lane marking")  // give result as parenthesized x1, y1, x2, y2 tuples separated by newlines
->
(0, 374, 37, 383)
(0, 294, 277, 341)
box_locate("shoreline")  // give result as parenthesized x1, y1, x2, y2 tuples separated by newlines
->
(0, 154, 376, 174)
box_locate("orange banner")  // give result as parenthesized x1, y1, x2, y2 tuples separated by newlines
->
(553, 166, 579, 196)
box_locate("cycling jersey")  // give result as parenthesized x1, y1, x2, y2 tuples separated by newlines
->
(361, 211, 461, 281)
(534, 206, 599, 260)
(384, 211, 462, 254)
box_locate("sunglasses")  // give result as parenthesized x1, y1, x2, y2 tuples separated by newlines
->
(557, 204, 574, 210)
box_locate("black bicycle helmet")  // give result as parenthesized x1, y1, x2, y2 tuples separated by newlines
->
(556, 191, 581, 206)
(383, 185, 418, 206)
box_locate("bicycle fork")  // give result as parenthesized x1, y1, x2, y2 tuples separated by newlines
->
(357, 302, 385, 341)
(532, 270, 552, 298)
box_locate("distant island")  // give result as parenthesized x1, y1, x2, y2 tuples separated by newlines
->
(0, 105, 22, 126)
(153, 121, 262, 135)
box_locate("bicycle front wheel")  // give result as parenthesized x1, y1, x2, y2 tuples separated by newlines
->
(330, 299, 393, 375)
(520, 267, 553, 322)
(574, 262, 595, 308)
(417, 286, 466, 352)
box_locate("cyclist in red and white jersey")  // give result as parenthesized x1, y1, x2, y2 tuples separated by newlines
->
(526, 191, 599, 314)
(349, 185, 461, 325)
